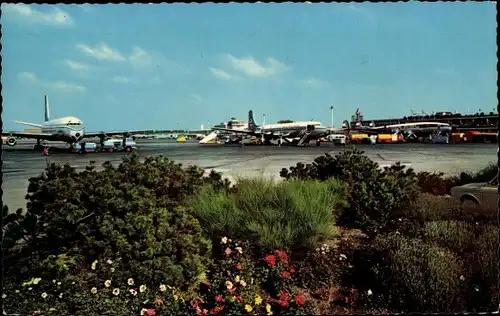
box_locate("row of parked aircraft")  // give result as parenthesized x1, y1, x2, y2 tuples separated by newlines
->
(2, 95, 453, 149)
(206, 110, 452, 146)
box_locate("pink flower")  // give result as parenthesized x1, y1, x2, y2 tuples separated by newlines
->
(281, 271, 290, 278)
(215, 295, 223, 302)
(264, 255, 276, 267)
(225, 248, 232, 256)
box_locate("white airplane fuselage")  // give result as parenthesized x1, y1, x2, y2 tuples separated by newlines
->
(39, 117, 85, 142)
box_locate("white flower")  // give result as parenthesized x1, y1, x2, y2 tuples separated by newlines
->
(110, 268, 115, 273)
(235, 275, 240, 283)
(28, 287, 32, 291)
(321, 251, 326, 255)
(52, 279, 56, 283)
(240, 280, 247, 287)
(127, 278, 135, 286)
(72, 282, 75, 285)
(91, 287, 97, 294)
(41, 292, 47, 299)
(104, 280, 111, 288)
(159, 284, 167, 292)
(340, 254, 347, 260)
(139, 284, 147, 293)
(57, 282, 61, 286)
(225, 281, 233, 290)
(2, 294, 6, 299)
(15, 290, 19, 293)
(113, 288, 120, 296)
(130, 289, 138, 296)
(59, 293, 63, 299)
(460, 275, 465, 281)
(235, 247, 243, 254)
(367, 289, 373, 296)
(107, 259, 113, 264)
(322, 243, 327, 248)
(141, 308, 148, 316)
(315, 248, 320, 252)
(221, 236, 228, 244)
(91, 260, 98, 270)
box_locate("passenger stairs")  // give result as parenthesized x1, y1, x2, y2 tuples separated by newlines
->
(297, 132, 310, 146)
(199, 131, 219, 144)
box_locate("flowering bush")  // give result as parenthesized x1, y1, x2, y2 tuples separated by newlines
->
(2, 257, 189, 316)
(192, 236, 312, 315)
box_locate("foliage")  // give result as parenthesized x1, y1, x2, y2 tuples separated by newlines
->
(423, 221, 499, 312)
(371, 234, 465, 313)
(280, 149, 420, 235)
(189, 178, 346, 251)
(2, 154, 232, 299)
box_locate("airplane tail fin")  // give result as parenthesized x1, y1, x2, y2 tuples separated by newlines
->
(342, 120, 350, 130)
(44, 94, 50, 122)
(248, 110, 257, 132)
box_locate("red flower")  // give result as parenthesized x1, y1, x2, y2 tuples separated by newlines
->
(280, 300, 289, 308)
(295, 294, 305, 305)
(264, 254, 276, 267)
(289, 267, 295, 274)
(281, 271, 290, 278)
(213, 306, 224, 313)
(146, 309, 156, 316)
(215, 295, 223, 302)
(236, 295, 242, 302)
(236, 263, 242, 270)
(275, 250, 289, 263)
(279, 292, 289, 301)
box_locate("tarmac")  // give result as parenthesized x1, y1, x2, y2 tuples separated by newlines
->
(2, 139, 498, 212)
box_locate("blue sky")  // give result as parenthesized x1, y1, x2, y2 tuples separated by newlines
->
(1, 2, 497, 132)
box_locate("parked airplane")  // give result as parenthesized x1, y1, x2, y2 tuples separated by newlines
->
(345, 119, 452, 139)
(2, 95, 145, 149)
(212, 110, 333, 146)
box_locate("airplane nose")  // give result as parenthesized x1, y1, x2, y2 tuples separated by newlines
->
(75, 132, 81, 137)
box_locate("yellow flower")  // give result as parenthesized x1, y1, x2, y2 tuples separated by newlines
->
(229, 296, 236, 302)
(244, 304, 253, 312)
(139, 284, 147, 293)
(266, 304, 273, 315)
(235, 275, 240, 283)
(255, 295, 263, 305)
(33, 278, 42, 285)
(225, 281, 233, 290)
(41, 292, 47, 299)
(173, 294, 179, 301)
(91, 260, 98, 270)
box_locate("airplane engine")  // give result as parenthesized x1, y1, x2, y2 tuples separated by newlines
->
(6, 137, 17, 146)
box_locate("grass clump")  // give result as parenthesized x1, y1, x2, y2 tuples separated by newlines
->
(189, 178, 346, 251)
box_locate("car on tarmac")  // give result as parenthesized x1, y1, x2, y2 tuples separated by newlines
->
(450, 175, 498, 213)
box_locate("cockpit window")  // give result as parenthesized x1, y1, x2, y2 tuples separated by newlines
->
(67, 122, 81, 126)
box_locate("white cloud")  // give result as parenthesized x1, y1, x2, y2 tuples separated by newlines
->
(300, 77, 330, 89)
(209, 67, 239, 80)
(227, 54, 288, 77)
(64, 59, 90, 72)
(129, 46, 154, 69)
(111, 76, 133, 83)
(18, 72, 86, 93)
(76, 43, 126, 61)
(2, 4, 73, 26)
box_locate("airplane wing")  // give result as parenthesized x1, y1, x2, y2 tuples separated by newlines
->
(212, 127, 257, 135)
(2, 131, 60, 141)
(83, 130, 152, 139)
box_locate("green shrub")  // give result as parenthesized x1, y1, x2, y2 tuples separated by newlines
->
(189, 178, 346, 251)
(3, 154, 224, 305)
(371, 234, 465, 313)
(280, 149, 419, 236)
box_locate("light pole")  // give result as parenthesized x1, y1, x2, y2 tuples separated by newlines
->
(330, 105, 334, 128)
